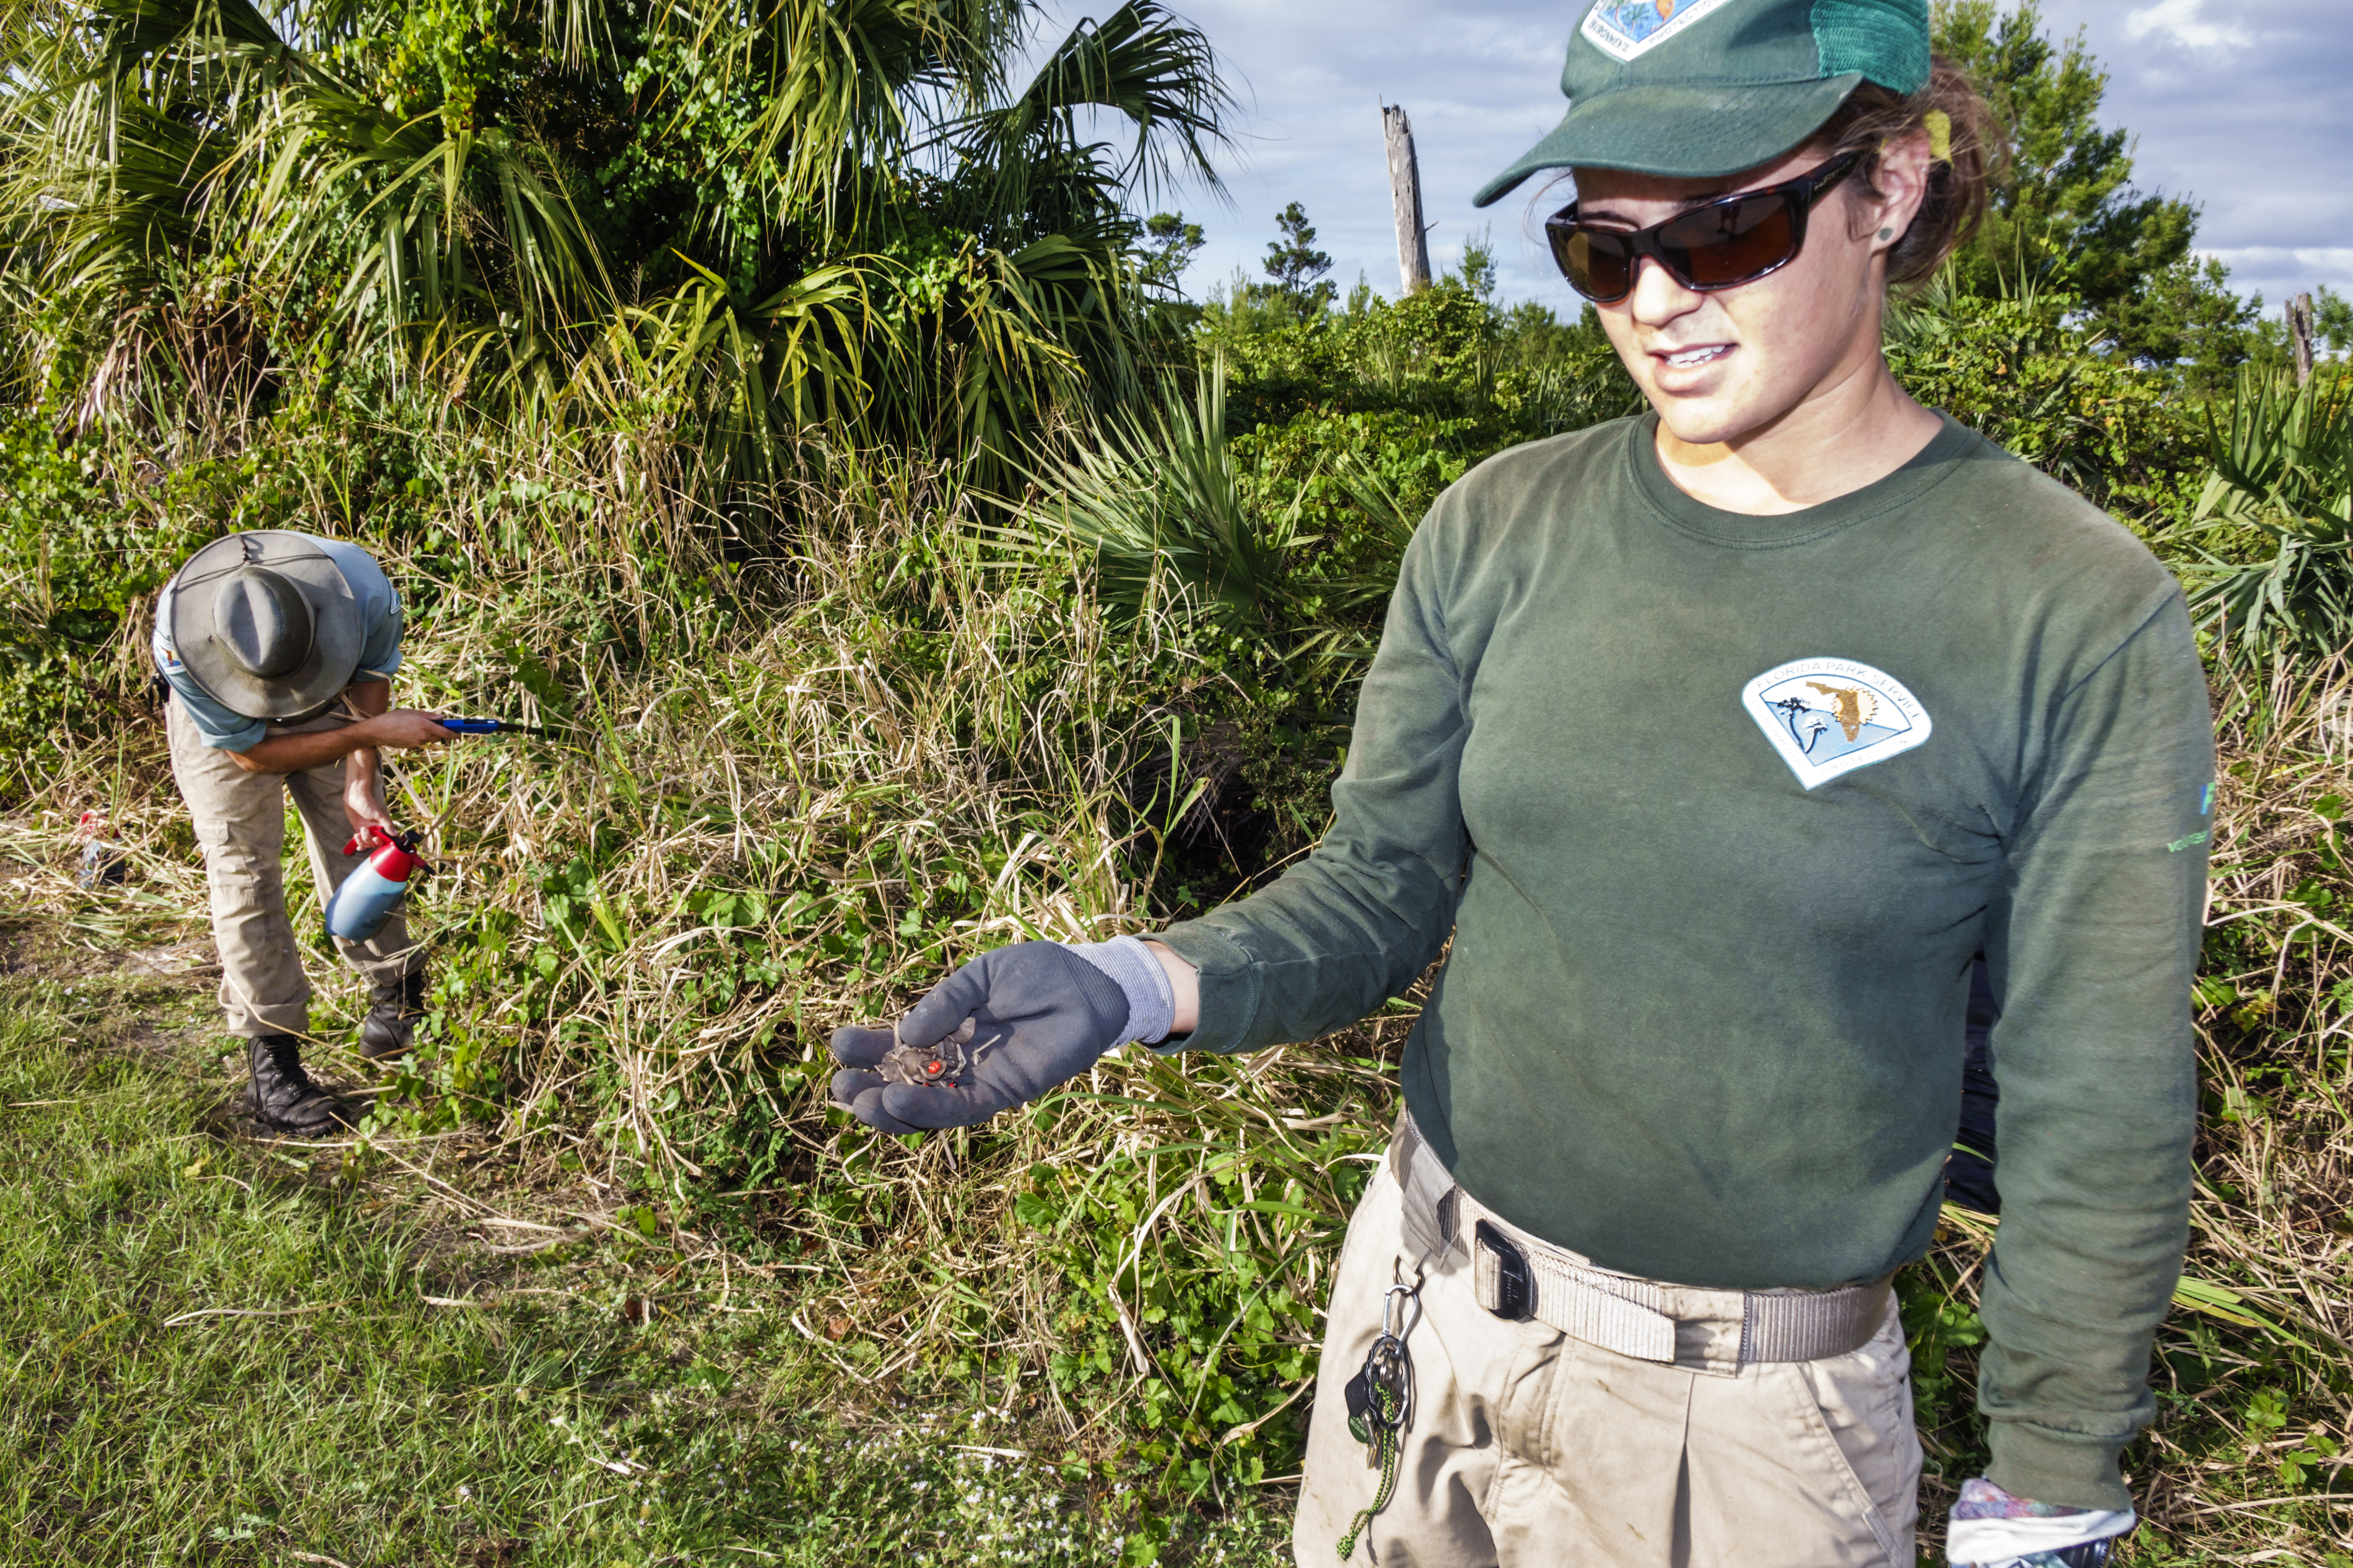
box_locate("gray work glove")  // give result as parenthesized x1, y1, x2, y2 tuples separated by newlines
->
(1946, 1478, 2134, 1567)
(827, 938, 1172, 1134)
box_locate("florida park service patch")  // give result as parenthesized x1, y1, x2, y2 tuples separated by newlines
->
(1741, 658, 1933, 790)
(1580, 0, 1741, 63)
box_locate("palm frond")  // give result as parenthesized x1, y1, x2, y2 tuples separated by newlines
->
(666, 0, 1025, 230)
(2173, 367, 2353, 671)
(1, 0, 1237, 483)
(944, 1, 1231, 240)
(581, 255, 891, 473)
(1021, 359, 1310, 636)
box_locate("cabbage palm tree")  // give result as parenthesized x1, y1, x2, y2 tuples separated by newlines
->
(0, 0, 1231, 481)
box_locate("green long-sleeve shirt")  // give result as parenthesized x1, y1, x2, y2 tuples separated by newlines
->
(1155, 413, 2213, 1510)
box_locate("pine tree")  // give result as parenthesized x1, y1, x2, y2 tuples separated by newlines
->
(1933, 1, 2230, 369)
(1139, 212, 1207, 293)
(2316, 287, 2353, 357)
(1262, 202, 1335, 311)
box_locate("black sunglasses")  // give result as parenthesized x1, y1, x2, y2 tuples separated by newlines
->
(1544, 149, 1864, 304)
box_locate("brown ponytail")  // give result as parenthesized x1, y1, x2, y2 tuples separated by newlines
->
(1811, 57, 2007, 290)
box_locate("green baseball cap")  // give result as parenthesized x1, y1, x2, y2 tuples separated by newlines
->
(1474, 0, 1929, 207)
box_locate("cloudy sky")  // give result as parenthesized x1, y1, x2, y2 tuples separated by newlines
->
(1055, 0, 2353, 322)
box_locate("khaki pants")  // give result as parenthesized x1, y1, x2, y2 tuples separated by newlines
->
(1294, 1158, 1921, 1567)
(166, 698, 417, 1040)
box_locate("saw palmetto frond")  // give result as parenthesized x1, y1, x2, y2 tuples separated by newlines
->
(2176, 368, 2353, 671)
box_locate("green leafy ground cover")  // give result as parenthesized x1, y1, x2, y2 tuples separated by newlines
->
(0, 946, 1293, 1564)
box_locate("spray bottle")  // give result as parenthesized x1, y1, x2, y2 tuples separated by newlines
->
(326, 826, 423, 942)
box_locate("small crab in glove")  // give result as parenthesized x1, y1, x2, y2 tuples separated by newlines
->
(874, 1018, 979, 1087)
(825, 943, 1134, 1134)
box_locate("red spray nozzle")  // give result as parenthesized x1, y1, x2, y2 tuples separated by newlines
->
(341, 826, 422, 880)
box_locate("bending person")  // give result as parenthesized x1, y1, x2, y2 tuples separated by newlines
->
(832, 3, 2212, 1562)
(156, 530, 455, 1134)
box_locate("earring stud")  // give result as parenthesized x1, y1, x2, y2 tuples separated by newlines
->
(1877, 227, 1894, 240)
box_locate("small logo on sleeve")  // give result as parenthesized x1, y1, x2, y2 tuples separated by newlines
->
(1741, 659, 1934, 790)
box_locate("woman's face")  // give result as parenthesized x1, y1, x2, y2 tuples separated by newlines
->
(1572, 138, 1928, 449)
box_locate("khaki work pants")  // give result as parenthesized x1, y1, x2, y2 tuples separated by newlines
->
(1294, 1158, 1921, 1567)
(166, 698, 417, 1040)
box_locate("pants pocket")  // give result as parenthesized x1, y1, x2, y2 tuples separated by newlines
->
(1793, 1303, 1921, 1564)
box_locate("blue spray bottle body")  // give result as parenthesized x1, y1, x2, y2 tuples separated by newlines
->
(326, 826, 421, 942)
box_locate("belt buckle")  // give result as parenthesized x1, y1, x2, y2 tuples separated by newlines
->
(1476, 1219, 1533, 1322)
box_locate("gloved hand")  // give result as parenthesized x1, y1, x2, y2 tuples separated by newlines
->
(829, 939, 1170, 1134)
(1947, 1478, 2134, 1567)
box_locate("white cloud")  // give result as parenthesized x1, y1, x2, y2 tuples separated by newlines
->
(2191, 248, 2353, 315)
(2198, 246, 2353, 282)
(2123, 0, 2253, 52)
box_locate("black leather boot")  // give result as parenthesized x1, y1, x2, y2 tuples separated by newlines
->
(243, 1034, 351, 1135)
(359, 969, 426, 1062)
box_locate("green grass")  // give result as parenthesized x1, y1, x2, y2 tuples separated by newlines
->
(0, 959, 1291, 1566)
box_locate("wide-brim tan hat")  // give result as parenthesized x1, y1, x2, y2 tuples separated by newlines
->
(168, 532, 362, 720)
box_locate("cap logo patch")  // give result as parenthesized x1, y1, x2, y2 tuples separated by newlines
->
(1580, 0, 1740, 63)
(1741, 657, 1933, 789)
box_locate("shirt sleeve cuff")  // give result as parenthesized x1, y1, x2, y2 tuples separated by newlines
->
(1146, 923, 1261, 1055)
(1986, 1421, 2134, 1514)
(213, 719, 269, 752)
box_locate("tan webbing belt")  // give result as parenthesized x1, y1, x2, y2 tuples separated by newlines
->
(1387, 1110, 1890, 1371)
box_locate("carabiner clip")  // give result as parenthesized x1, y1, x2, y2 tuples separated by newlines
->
(1381, 1281, 1422, 1344)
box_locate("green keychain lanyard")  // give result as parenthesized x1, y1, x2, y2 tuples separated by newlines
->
(1337, 1280, 1422, 1560)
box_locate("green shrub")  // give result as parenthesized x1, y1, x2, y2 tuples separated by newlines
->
(0, 417, 196, 774)
(1886, 274, 2203, 516)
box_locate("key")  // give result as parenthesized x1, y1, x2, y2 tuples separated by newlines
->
(1344, 1364, 1374, 1447)
(1346, 1332, 1411, 1449)
(1334, 1297, 1419, 1560)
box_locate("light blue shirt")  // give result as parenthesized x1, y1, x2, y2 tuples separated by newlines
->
(152, 535, 403, 751)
